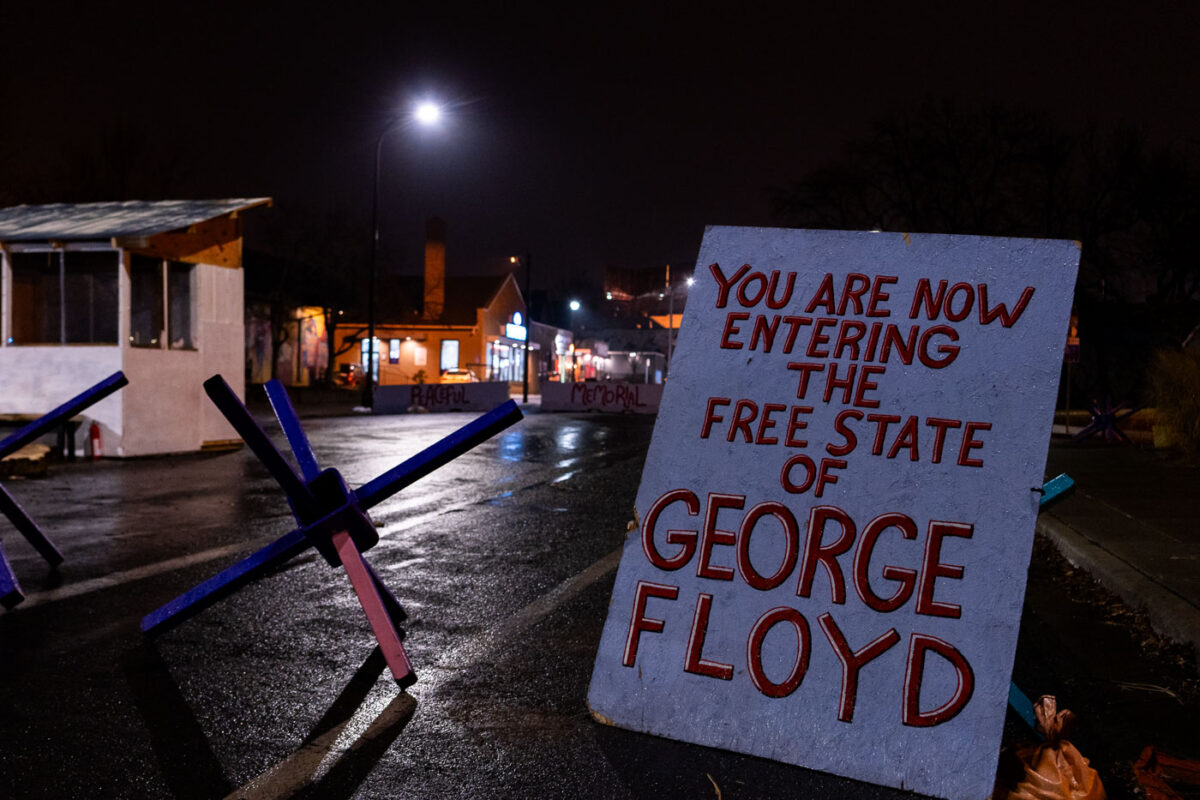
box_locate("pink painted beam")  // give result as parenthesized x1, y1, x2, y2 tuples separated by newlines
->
(332, 530, 415, 688)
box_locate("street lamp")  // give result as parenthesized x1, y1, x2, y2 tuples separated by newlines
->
(365, 98, 443, 410)
(414, 101, 441, 126)
(567, 300, 581, 382)
(511, 253, 533, 404)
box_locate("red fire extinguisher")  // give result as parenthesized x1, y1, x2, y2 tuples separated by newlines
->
(89, 422, 102, 460)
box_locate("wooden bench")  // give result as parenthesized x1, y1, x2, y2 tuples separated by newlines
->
(0, 414, 84, 460)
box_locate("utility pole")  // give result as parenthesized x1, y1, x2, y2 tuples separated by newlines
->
(665, 263, 673, 375)
(522, 252, 532, 403)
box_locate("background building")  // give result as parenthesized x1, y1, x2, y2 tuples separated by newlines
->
(333, 218, 540, 391)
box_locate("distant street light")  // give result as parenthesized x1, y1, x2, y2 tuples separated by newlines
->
(567, 299, 581, 382)
(365, 98, 444, 409)
(665, 265, 692, 373)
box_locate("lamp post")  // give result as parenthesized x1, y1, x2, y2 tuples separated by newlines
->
(568, 299, 581, 382)
(365, 100, 442, 410)
(510, 253, 535, 403)
(665, 264, 673, 369)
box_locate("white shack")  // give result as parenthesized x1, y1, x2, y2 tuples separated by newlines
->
(0, 198, 271, 456)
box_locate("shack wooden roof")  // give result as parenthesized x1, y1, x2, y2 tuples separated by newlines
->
(0, 198, 271, 242)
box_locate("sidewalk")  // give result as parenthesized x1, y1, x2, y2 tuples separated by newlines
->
(1039, 435, 1200, 663)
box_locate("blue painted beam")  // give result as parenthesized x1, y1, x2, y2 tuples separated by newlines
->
(2, 372, 129, 610)
(141, 528, 312, 634)
(0, 538, 24, 610)
(141, 389, 523, 682)
(356, 400, 523, 511)
(202, 376, 318, 521)
(0, 372, 128, 459)
(264, 380, 321, 482)
(0, 484, 64, 567)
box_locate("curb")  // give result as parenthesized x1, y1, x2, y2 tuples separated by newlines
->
(1036, 513, 1200, 664)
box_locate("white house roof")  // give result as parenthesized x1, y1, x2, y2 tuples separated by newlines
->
(0, 198, 272, 242)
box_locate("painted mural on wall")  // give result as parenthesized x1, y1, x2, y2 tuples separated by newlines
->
(245, 306, 328, 386)
(301, 313, 328, 385)
(245, 315, 273, 384)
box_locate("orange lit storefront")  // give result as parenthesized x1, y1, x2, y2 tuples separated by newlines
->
(332, 219, 543, 390)
(335, 273, 539, 390)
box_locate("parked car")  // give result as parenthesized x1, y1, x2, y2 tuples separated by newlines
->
(335, 362, 362, 388)
(441, 368, 479, 383)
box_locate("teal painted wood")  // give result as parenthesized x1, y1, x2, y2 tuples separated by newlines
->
(1039, 473, 1075, 508)
(1007, 473, 1075, 733)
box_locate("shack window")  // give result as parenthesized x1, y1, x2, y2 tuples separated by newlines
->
(9, 252, 61, 344)
(64, 252, 119, 344)
(9, 250, 117, 344)
(130, 255, 163, 347)
(167, 261, 194, 349)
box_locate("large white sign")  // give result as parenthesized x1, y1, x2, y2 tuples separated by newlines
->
(588, 228, 1079, 800)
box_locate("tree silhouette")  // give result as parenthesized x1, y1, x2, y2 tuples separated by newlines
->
(770, 100, 1200, 305)
(770, 100, 1200, 400)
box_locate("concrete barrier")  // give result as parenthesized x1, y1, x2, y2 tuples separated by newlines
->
(541, 382, 662, 414)
(375, 382, 510, 413)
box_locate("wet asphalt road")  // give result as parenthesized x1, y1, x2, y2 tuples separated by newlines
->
(2, 411, 1196, 800)
(1, 410, 925, 800)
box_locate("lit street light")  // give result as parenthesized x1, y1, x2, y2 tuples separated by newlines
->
(365, 98, 443, 409)
(414, 101, 442, 126)
(665, 265, 692, 373)
(567, 299, 581, 382)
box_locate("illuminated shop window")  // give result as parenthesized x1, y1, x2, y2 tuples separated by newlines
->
(440, 339, 459, 372)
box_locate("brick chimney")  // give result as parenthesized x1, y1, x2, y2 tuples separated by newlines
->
(423, 216, 446, 321)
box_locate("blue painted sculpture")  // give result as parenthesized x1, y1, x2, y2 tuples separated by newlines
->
(141, 376, 523, 688)
(1073, 397, 1142, 444)
(0, 372, 128, 609)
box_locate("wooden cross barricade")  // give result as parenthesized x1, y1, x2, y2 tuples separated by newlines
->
(140, 375, 523, 688)
(0, 372, 128, 609)
(1073, 397, 1143, 444)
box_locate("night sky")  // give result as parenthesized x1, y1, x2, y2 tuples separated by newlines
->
(2, 1, 1198, 294)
